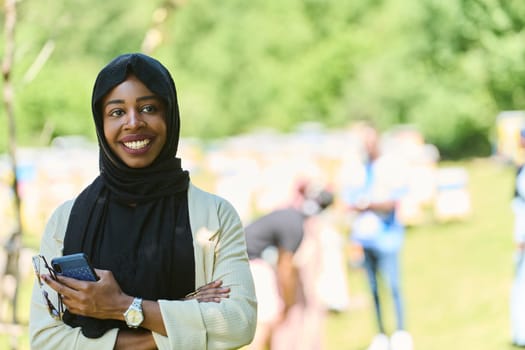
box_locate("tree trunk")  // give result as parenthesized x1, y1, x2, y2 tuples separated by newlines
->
(2, 0, 21, 325)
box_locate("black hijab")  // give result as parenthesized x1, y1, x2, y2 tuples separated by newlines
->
(62, 53, 195, 338)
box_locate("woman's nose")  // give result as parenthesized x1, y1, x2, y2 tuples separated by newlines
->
(125, 110, 144, 129)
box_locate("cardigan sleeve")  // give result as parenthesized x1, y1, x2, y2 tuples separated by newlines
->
(29, 200, 119, 350)
(152, 194, 257, 349)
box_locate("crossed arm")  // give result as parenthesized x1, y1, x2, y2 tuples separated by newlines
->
(42, 271, 230, 350)
(30, 196, 256, 350)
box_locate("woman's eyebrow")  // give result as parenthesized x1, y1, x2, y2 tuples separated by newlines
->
(136, 95, 158, 102)
(104, 99, 124, 108)
(104, 95, 159, 108)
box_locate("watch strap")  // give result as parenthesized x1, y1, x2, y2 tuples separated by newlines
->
(124, 297, 143, 328)
(131, 297, 143, 311)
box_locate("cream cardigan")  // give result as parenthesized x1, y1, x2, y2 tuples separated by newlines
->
(29, 183, 257, 349)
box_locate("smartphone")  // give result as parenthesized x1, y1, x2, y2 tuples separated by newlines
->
(51, 253, 99, 281)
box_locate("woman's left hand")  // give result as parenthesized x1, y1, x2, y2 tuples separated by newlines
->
(42, 268, 128, 320)
(184, 280, 230, 303)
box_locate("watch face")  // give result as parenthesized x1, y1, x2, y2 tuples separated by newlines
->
(126, 309, 144, 327)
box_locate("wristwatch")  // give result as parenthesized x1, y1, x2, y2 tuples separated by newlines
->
(123, 297, 144, 328)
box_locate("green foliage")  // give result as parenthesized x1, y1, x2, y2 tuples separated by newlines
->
(159, 0, 369, 136)
(16, 64, 96, 144)
(1, 0, 524, 158)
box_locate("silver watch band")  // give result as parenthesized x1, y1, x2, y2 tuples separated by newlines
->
(131, 297, 143, 310)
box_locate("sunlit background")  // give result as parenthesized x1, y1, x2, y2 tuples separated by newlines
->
(1, 1, 525, 349)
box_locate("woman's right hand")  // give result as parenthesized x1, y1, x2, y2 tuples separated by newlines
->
(42, 268, 129, 320)
(184, 280, 230, 303)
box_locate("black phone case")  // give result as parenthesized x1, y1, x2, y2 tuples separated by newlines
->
(51, 253, 98, 281)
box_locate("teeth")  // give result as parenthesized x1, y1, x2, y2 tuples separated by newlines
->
(124, 139, 151, 150)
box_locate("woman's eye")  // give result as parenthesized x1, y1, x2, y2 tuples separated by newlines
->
(141, 105, 156, 113)
(109, 109, 125, 117)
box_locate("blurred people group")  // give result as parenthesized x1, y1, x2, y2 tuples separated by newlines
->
(240, 123, 415, 350)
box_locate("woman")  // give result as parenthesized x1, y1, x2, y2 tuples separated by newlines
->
(29, 53, 257, 349)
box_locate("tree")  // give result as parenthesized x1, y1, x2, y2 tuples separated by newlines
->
(2, 0, 23, 326)
(0, 0, 523, 158)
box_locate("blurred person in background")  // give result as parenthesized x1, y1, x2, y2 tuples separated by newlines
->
(511, 127, 525, 348)
(245, 182, 334, 350)
(342, 123, 413, 350)
(29, 53, 256, 350)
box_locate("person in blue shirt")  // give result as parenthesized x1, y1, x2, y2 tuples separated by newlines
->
(343, 124, 413, 350)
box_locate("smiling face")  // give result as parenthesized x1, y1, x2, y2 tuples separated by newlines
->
(102, 74, 167, 168)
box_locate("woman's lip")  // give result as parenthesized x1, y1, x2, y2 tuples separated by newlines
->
(120, 139, 153, 154)
(120, 134, 154, 143)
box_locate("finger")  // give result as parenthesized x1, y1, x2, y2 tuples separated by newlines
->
(205, 286, 231, 294)
(196, 296, 229, 303)
(194, 294, 230, 301)
(41, 274, 61, 291)
(184, 282, 227, 300)
(42, 275, 76, 299)
(198, 280, 223, 291)
(55, 274, 91, 291)
(195, 287, 230, 297)
(186, 286, 230, 299)
(94, 268, 110, 277)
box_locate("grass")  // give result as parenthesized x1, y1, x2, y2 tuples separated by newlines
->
(325, 158, 517, 350)
(0, 158, 518, 349)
